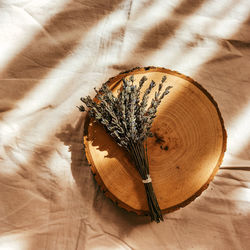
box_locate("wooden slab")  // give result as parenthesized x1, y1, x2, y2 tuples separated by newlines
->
(83, 67, 227, 215)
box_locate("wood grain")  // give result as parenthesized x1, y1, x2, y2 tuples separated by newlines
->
(83, 67, 227, 215)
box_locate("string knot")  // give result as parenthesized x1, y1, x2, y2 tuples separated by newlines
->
(142, 174, 152, 183)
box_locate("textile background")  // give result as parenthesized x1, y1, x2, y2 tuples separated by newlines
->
(0, 0, 249, 249)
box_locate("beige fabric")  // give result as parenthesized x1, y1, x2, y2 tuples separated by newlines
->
(0, 0, 249, 249)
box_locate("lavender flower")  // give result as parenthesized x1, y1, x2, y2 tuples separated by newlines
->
(78, 74, 172, 222)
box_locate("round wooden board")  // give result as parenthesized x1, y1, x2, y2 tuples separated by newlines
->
(83, 66, 227, 215)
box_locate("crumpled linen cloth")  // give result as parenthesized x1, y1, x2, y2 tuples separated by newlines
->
(0, 0, 249, 249)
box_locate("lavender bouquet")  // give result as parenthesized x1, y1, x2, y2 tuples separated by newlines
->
(78, 74, 172, 222)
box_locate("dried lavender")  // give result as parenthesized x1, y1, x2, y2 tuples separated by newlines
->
(78, 75, 172, 223)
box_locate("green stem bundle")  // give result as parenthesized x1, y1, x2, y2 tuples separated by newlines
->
(128, 141, 163, 222)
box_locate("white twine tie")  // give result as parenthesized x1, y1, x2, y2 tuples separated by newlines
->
(142, 174, 152, 183)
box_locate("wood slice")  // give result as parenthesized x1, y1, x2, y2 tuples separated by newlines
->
(83, 67, 227, 215)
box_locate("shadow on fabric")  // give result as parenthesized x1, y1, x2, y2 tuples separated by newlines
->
(0, 0, 125, 106)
